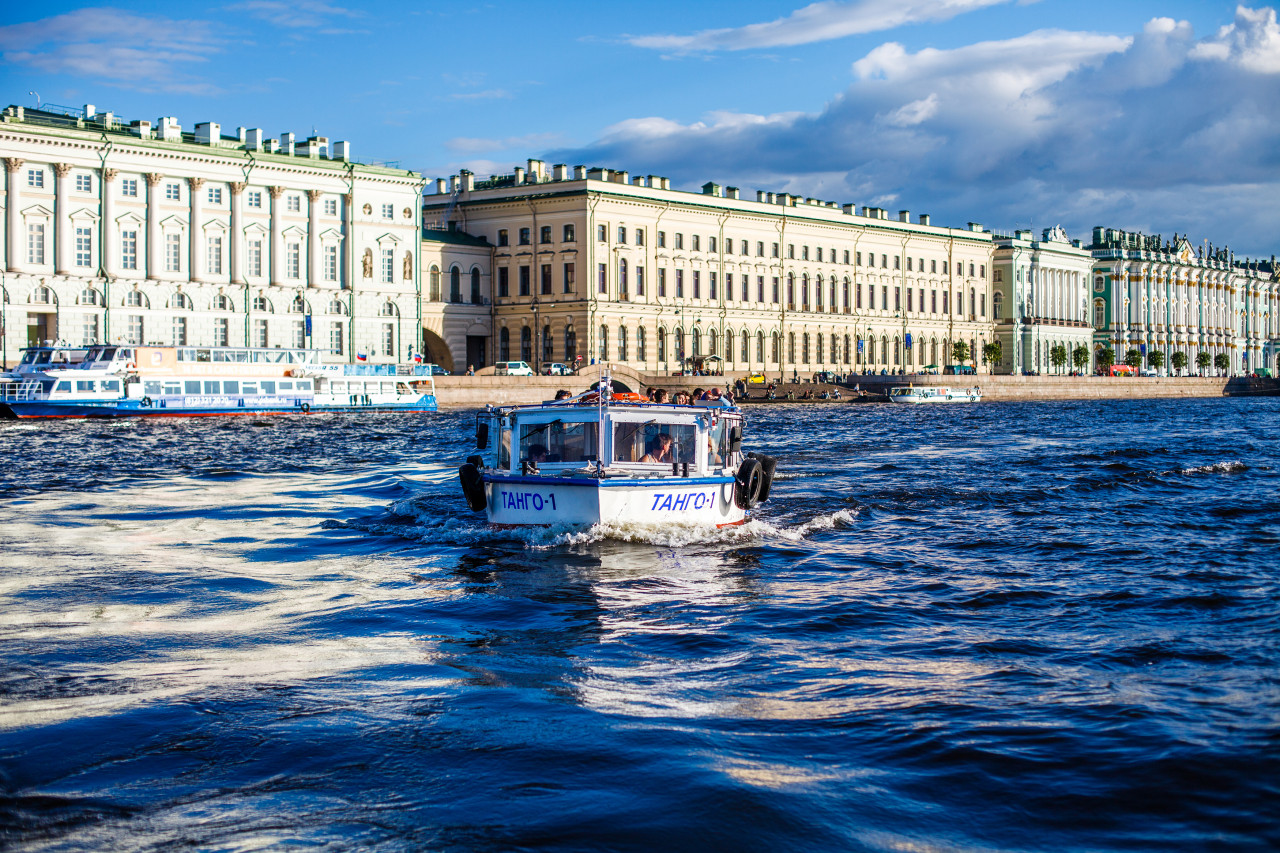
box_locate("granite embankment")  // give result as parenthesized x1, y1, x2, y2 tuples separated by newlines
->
(431, 373, 1275, 409)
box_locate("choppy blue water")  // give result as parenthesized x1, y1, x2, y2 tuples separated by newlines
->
(1, 398, 1278, 852)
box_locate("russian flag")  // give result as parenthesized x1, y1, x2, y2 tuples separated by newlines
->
(412, 351, 423, 363)
(356, 351, 368, 362)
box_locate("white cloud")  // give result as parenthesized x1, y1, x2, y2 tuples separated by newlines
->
(0, 7, 222, 94)
(223, 0, 361, 29)
(445, 132, 567, 155)
(629, 0, 1016, 51)
(555, 7, 1280, 257)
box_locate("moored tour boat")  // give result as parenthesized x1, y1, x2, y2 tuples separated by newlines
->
(887, 385, 982, 404)
(0, 344, 436, 418)
(457, 379, 777, 528)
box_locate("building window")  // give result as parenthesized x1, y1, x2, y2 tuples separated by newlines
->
(599, 325, 608, 360)
(26, 223, 45, 264)
(287, 243, 301, 279)
(542, 324, 553, 363)
(120, 230, 138, 270)
(709, 236, 717, 253)
(692, 271, 700, 299)
(597, 224, 607, 242)
(598, 263, 607, 294)
(382, 323, 395, 358)
(498, 267, 509, 297)
(213, 317, 229, 346)
(802, 246, 809, 261)
(166, 183, 180, 200)
(772, 277, 779, 303)
(692, 235, 700, 252)
(497, 229, 509, 246)
(204, 235, 222, 274)
(499, 327, 510, 361)
(563, 224, 575, 242)
(519, 265, 531, 297)
(658, 268, 666, 297)
(519, 227, 531, 245)
(471, 269, 482, 304)
(675, 233, 684, 250)
(126, 289, 146, 308)
(657, 231, 666, 248)
(247, 191, 262, 208)
(74, 227, 93, 267)
(290, 319, 305, 348)
(449, 267, 462, 302)
(676, 269, 684, 298)
(324, 245, 337, 281)
(172, 316, 188, 346)
(618, 325, 628, 361)
(563, 262, 574, 294)
(165, 233, 181, 272)
(207, 186, 222, 205)
(638, 327, 647, 362)
(120, 178, 138, 197)
(380, 249, 393, 283)
(541, 264, 552, 295)
(617, 226, 627, 244)
(635, 228, 645, 246)
(541, 225, 552, 244)
(521, 326, 532, 363)
(329, 322, 343, 355)
(75, 174, 92, 193)
(127, 315, 144, 345)
(324, 198, 338, 216)
(248, 240, 263, 277)
(380, 203, 392, 219)
(27, 169, 44, 188)
(636, 266, 645, 296)
(757, 241, 765, 257)
(757, 276, 765, 302)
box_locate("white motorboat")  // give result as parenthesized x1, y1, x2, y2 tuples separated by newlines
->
(458, 379, 777, 528)
(887, 385, 982, 403)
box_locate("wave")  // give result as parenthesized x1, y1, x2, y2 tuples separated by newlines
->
(1178, 460, 1247, 475)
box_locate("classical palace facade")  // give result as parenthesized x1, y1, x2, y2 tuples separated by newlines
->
(0, 104, 422, 367)
(991, 227, 1096, 374)
(422, 160, 996, 377)
(1087, 228, 1278, 374)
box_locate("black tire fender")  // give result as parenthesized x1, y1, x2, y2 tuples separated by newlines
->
(459, 462, 487, 511)
(300, 402, 311, 414)
(752, 453, 778, 502)
(140, 396, 152, 408)
(734, 457, 764, 509)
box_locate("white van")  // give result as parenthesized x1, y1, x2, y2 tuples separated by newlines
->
(494, 361, 534, 376)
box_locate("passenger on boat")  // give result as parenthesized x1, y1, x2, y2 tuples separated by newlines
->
(554, 389, 572, 400)
(652, 388, 669, 404)
(528, 443, 548, 464)
(640, 434, 674, 464)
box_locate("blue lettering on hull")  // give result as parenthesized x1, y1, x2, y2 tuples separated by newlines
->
(650, 492, 715, 512)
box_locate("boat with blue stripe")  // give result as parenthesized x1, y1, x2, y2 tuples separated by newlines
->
(458, 377, 776, 528)
(0, 344, 437, 419)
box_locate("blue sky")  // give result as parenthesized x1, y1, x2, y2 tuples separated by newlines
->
(3, 1, 1278, 257)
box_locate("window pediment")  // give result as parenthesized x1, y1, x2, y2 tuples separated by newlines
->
(202, 218, 229, 233)
(319, 228, 345, 242)
(115, 211, 145, 226)
(242, 221, 268, 236)
(159, 214, 188, 230)
(375, 233, 401, 245)
(21, 204, 54, 219)
(282, 225, 308, 239)
(68, 207, 101, 223)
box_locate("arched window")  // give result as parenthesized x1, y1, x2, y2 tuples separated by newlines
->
(843, 278, 850, 313)
(741, 330, 749, 363)
(1093, 299, 1105, 328)
(213, 293, 233, 311)
(993, 292, 1003, 320)
(499, 327, 510, 361)
(830, 280, 837, 312)
(787, 273, 795, 308)
(755, 331, 763, 363)
(471, 269, 481, 305)
(814, 275, 822, 310)
(125, 289, 146, 308)
(429, 266, 441, 301)
(815, 333, 823, 363)
(707, 328, 716, 358)
(254, 295, 273, 312)
(79, 288, 99, 306)
(637, 327, 646, 363)
(771, 332, 779, 364)
(598, 324, 608, 361)
(450, 267, 462, 303)
(674, 328, 685, 362)
(288, 294, 306, 314)
(542, 324, 553, 363)
(881, 336, 889, 364)
(788, 332, 796, 364)
(657, 327, 666, 363)
(843, 334, 851, 364)
(802, 274, 810, 310)
(564, 326, 576, 363)
(380, 301, 397, 317)
(521, 325, 532, 362)
(326, 298, 345, 315)
(618, 325, 628, 361)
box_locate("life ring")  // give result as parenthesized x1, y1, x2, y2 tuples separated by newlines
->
(946, 394, 953, 400)
(140, 396, 152, 408)
(752, 453, 778, 502)
(734, 457, 764, 509)
(300, 402, 311, 414)
(611, 392, 644, 402)
(459, 462, 487, 511)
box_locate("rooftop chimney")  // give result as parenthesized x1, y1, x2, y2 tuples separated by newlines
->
(553, 163, 568, 181)
(279, 132, 296, 155)
(702, 182, 722, 197)
(920, 214, 930, 226)
(573, 165, 587, 180)
(332, 140, 351, 160)
(245, 128, 264, 151)
(158, 117, 181, 141)
(83, 104, 96, 119)
(613, 170, 629, 184)
(513, 166, 525, 184)
(726, 187, 740, 200)
(195, 122, 220, 145)
(898, 210, 910, 223)
(130, 120, 152, 140)
(435, 178, 448, 194)
(304, 136, 323, 158)
(461, 171, 474, 191)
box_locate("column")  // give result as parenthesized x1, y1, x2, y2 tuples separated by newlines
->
(4, 158, 22, 272)
(306, 190, 321, 287)
(268, 186, 284, 287)
(54, 163, 72, 275)
(187, 177, 204, 282)
(145, 173, 164, 279)
(229, 182, 246, 284)
(342, 193, 352, 290)
(100, 169, 117, 277)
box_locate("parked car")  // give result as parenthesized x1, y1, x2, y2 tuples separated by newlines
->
(813, 370, 839, 383)
(1140, 368, 1159, 376)
(427, 364, 450, 376)
(494, 361, 534, 376)
(543, 362, 571, 376)
(746, 372, 767, 384)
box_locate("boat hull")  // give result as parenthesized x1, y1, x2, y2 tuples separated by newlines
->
(0, 396, 437, 419)
(484, 474, 746, 528)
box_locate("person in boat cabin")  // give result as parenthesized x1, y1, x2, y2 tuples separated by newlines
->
(640, 433, 674, 464)
(527, 443, 548, 466)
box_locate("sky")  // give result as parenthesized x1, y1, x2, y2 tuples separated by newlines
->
(2, 0, 1278, 257)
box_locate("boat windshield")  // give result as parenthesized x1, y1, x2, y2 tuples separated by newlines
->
(519, 420, 599, 466)
(613, 422, 699, 465)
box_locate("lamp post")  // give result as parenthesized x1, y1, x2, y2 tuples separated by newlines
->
(531, 297, 539, 374)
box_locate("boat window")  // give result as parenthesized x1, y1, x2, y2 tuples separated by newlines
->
(260, 381, 276, 395)
(35, 352, 51, 365)
(223, 380, 239, 394)
(242, 381, 258, 395)
(19, 351, 37, 366)
(163, 382, 181, 395)
(279, 381, 293, 392)
(195, 349, 211, 363)
(708, 418, 730, 467)
(520, 420, 598, 465)
(331, 381, 346, 393)
(102, 380, 121, 393)
(144, 381, 163, 395)
(185, 380, 201, 395)
(204, 381, 220, 394)
(397, 383, 410, 394)
(295, 380, 313, 392)
(613, 422, 698, 464)
(55, 381, 72, 393)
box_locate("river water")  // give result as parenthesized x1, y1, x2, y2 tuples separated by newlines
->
(1, 398, 1278, 851)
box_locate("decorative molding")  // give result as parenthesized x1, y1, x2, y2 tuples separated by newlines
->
(3, 157, 24, 174)
(230, 181, 247, 195)
(102, 169, 119, 183)
(53, 163, 73, 178)
(186, 177, 205, 191)
(268, 185, 285, 199)
(145, 172, 165, 186)
(306, 190, 322, 202)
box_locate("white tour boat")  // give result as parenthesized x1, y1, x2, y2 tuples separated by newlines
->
(457, 379, 777, 528)
(887, 385, 982, 404)
(0, 344, 436, 418)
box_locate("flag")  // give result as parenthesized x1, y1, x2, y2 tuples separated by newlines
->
(356, 351, 368, 362)
(412, 351, 423, 363)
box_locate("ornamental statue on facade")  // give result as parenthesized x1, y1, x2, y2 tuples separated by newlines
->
(362, 248, 373, 278)
(403, 251, 413, 281)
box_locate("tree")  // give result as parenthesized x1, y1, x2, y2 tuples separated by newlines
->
(1214, 352, 1230, 374)
(1097, 346, 1116, 372)
(1124, 348, 1143, 369)
(1072, 346, 1090, 373)
(952, 340, 971, 365)
(1195, 352, 1212, 374)
(982, 340, 1002, 367)
(1050, 343, 1068, 373)
(1147, 350, 1166, 371)
(1171, 351, 1188, 374)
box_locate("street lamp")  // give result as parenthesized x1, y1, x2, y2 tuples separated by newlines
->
(531, 297, 539, 374)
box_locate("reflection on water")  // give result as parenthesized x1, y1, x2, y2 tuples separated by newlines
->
(2, 400, 1279, 851)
